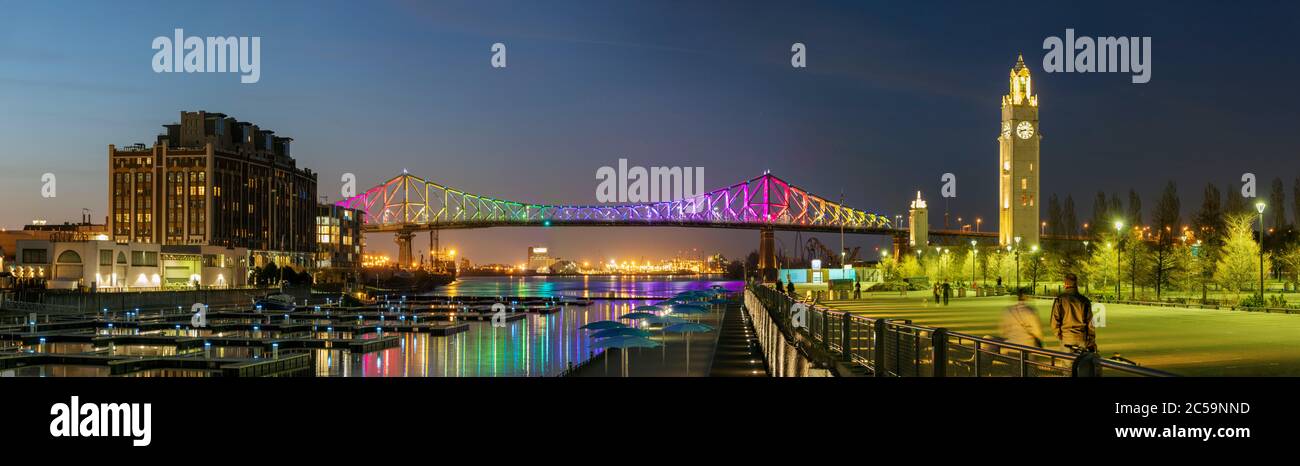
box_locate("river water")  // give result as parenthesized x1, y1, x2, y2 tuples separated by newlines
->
(317, 275, 741, 377)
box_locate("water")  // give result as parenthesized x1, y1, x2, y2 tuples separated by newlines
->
(317, 275, 741, 377)
(2, 276, 741, 377)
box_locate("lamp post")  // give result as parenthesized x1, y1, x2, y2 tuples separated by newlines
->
(1030, 244, 1040, 293)
(1013, 236, 1022, 292)
(970, 240, 978, 289)
(975, 217, 982, 233)
(1196, 239, 1205, 303)
(1256, 201, 1267, 302)
(1082, 240, 1090, 293)
(1114, 221, 1124, 299)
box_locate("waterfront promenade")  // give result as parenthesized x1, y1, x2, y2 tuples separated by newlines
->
(823, 291, 1300, 376)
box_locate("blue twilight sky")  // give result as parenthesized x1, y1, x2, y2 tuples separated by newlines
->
(1, 0, 1298, 264)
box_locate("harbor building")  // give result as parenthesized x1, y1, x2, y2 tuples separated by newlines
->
(108, 111, 317, 270)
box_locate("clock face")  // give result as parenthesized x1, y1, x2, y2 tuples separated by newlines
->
(1016, 121, 1034, 139)
(1001, 122, 1011, 138)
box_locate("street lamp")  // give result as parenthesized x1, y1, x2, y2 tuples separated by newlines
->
(1013, 236, 1022, 292)
(1256, 201, 1267, 301)
(970, 240, 978, 288)
(975, 217, 982, 233)
(1082, 240, 1090, 293)
(1114, 221, 1124, 299)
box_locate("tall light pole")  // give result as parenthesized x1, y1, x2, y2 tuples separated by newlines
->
(970, 240, 978, 288)
(1114, 221, 1124, 299)
(1013, 236, 1022, 291)
(1256, 201, 1267, 301)
(1082, 240, 1090, 293)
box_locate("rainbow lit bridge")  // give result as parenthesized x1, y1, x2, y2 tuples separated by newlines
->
(339, 172, 893, 233)
(337, 171, 1036, 277)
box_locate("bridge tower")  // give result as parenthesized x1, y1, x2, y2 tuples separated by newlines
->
(395, 228, 415, 269)
(758, 227, 777, 282)
(998, 54, 1041, 248)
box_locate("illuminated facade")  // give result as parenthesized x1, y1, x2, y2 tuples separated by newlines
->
(315, 204, 363, 283)
(109, 111, 317, 268)
(998, 55, 1041, 248)
(526, 246, 557, 272)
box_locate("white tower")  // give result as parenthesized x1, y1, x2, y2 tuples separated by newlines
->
(909, 190, 928, 249)
(998, 54, 1041, 248)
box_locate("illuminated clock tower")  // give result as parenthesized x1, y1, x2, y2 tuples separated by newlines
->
(998, 54, 1040, 248)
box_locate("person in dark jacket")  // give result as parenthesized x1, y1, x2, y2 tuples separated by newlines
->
(1050, 273, 1096, 352)
(941, 281, 951, 306)
(786, 280, 795, 296)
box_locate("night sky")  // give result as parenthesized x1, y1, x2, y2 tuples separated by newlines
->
(2, 0, 1297, 264)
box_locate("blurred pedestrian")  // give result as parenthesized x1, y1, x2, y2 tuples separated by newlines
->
(1000, 291, 1043, 347)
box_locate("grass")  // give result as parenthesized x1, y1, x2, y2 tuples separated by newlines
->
(825, 291, 1300, 376)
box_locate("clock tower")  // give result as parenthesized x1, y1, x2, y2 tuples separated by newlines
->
(998, 54, 1040, 248)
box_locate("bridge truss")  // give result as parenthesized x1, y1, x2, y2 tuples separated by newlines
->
(337, 172, 893, 233)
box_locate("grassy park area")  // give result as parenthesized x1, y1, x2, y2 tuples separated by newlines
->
(826, 291, 1300, 376)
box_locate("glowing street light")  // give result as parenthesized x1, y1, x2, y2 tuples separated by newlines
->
(1114, 221, 1124, 299)
(1256, 201, 1267, 301)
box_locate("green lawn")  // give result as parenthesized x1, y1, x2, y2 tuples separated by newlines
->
(826, 291, 1300, 376)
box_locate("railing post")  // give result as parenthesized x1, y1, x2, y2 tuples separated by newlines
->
(931, 328, 947, 377)
(1071, 352, 1102, 377)
(840, 312, 851, 362)
(873, 319, 887, 377)
(821, 309, 830, 351)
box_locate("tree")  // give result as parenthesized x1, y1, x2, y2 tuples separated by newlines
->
(1063, 195, 1079, 237)
(1083, 232, 1121, 298)
(1224, 182, 1246, 216)
(1276, 244, 1300, 291)
(1128, 189, 1143, 227)
(1150, 181, 1182, 300)
(1294, 177, 1300, 233)
(1109, 193, 1124, 225)
(1119, 227, 1151, 300)
(1024, 250, 1050, 293)
(1047, 194, 1063, 236)
(898, 253, 923, 281)
(1091, 191, 1110, 235)
(1215, 214, 1272, 301)
(1194, 182, 1223, 245)
(1270, 177, 1288, 230)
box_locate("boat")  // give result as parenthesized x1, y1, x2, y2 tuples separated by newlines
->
(254, 293, 296, 311)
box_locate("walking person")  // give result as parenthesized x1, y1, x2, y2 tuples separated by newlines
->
(853, 281, 862, 299)
(999, 291, 1043, 347)
(932, 283, 940, 304)
(1050, 273, 1096, 352)
(941, 281, 951, 306)
(786, 279, 795, 296)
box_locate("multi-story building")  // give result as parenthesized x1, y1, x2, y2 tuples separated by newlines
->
(315, 204, 363, 284)
(526, 246, 557, 273)
(108, 111, 318, 271)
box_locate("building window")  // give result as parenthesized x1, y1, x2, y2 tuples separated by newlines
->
(100, 250, 113, 266)
(56, 250, 82, 264)
(131, 251, 158, 267)
(22, 249, 49, 264)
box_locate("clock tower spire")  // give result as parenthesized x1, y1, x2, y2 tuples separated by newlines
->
(999, 53, 1041, 248)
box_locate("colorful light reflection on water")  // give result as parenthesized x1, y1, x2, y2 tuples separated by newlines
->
(321, 276, 740, 377)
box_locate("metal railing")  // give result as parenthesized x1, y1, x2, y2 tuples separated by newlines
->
(747, 285, 1174, 377)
